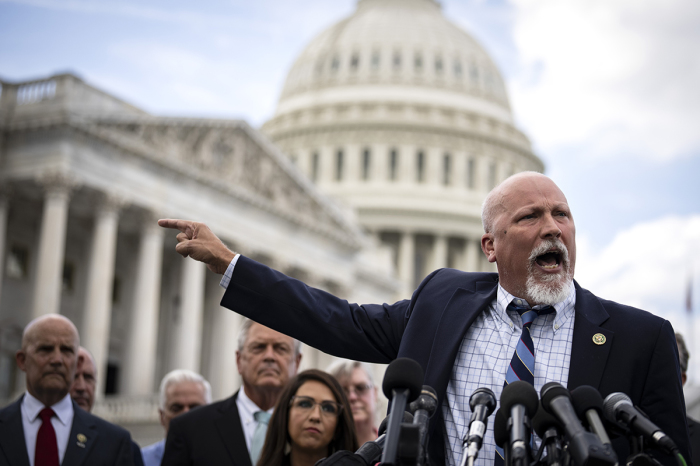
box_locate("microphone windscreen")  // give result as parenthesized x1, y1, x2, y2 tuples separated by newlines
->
(500, 381, 539, 417)
(570, 385, 604, 420)
(532, 402, 563, 437)
(493, 409, 508, 448)
(540, 382, 570, 415)
(382, 357, 424, 401)
(602, 392, 632, 423)
(378, 411, 414, 436)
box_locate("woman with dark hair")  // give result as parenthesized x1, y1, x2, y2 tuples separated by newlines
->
(257, 369, 358, 466)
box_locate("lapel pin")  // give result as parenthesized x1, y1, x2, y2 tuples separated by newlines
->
(77, 433, 87, 448)
(592, 333, 606, 345)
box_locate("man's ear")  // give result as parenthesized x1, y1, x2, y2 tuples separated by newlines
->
(159, 409, 167, 428)
(294, 352, 302, 370)
(235, 350, 242, 375)
(481, 233, 497, 263)
(15, 350, 26, 372)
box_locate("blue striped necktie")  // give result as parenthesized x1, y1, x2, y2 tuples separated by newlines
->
(495, 300, 554, 466)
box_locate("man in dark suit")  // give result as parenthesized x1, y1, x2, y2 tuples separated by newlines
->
(159, 172, 690, 466)
(676, 333, 700, 462)
(70, 346, 145, 466)
(161, 319, 301, 466)
(0, 314, 133, 466)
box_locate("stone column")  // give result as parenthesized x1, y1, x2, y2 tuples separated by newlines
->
(398, 231, 415, 291)
(121, 213, 164, 396)
(32, 174, 75, 318)
(432, 234, 448, 270)
(81, 195, 123, 395)
(0, 190, 9, 304)
(465, 237, 481, 272)
(207, 288, 241, 399)
(169, 259, 206, 372)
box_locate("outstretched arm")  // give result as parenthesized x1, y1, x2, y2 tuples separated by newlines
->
(158, 219, 236, 274)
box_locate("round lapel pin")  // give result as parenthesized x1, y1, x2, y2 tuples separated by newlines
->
(592, 333, 606, 345)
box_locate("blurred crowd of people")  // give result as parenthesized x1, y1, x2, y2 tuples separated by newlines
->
(0, 313, 381, 466)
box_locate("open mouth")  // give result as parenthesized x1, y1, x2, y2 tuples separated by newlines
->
(535, 250, 562, 270)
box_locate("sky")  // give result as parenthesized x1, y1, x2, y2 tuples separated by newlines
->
(2, 0, 700, 372)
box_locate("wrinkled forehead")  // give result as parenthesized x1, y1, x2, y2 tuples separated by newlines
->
(246, 323, 294, 346)
(499, 175, 569, 213)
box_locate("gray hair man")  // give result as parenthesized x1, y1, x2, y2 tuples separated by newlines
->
(0, 315, 133, 466)
(141, 369, 211, 466)
(162, 318, 301, 466)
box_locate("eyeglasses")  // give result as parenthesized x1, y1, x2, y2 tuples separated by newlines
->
(343, 383, 373, 396)
(289, 396, 343, 417)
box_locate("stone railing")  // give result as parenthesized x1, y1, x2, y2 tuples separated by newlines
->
(16, 79, 57, 105)
(92, 395, 160, 424)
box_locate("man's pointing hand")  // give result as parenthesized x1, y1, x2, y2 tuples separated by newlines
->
(158, 219, 236, 275)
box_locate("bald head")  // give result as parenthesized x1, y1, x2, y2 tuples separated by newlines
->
(16, 314, 80, 407)
(482, 172, 562, 233)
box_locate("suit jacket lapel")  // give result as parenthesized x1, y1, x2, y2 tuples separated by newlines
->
(214, 392, 252, 466)
(62, 402, 98, 466)
(424, 278, 498, 411)
(0, 397, 30, 466)
(567, 282, 614, 390)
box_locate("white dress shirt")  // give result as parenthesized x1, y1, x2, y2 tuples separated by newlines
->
(236, 385, 274, 452)
(21, 392, 75, 466)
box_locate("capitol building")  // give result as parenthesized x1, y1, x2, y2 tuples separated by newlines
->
(0, 0, 542, 441)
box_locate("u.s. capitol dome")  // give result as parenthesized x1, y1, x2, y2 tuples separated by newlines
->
(264, 0, 543, 294)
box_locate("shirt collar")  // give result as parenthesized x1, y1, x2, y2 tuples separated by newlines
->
(23, 391, 74, 426)
(495, 281, 576, 329)
(238, 386, 273, 418)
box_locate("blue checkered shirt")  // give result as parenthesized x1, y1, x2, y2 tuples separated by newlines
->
(443, 282, 576, 466)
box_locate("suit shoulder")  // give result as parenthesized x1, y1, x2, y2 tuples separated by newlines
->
(75, 408, 131, 440)
(427, 268, 497, 288)
(169, 397, 233, 430)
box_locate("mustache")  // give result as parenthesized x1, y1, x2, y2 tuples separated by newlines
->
(528, 238, 570, 266)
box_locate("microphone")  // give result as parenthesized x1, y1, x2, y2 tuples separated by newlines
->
(603, 392, 677, 454)
(541, 382, 616, 466)
(493, 409, 510, 466)
(380, 358, 424, 466)
(409, 385, 438, 466)
(571, 386, 613, 446)
(459, 387, 497, 466)
(532, 403, 564, 466)
(501, 381, 539, 466)
(355, 412, 413, 466)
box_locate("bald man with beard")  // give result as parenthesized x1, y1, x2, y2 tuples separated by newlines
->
(0, 315, 134, 466)
(160, 172, 690, 466)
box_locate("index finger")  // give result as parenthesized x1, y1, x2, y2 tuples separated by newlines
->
(158, 218, 195, 234)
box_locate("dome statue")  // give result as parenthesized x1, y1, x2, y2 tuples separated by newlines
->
(263, 0, 544, 296)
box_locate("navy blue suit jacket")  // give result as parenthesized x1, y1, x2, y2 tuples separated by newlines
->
(0, 396, 134, 466)
(161, 391, 251, 466)
(221, 256, 691, 466)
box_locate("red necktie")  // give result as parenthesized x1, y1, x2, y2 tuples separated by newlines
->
(35, 407, 59, 466)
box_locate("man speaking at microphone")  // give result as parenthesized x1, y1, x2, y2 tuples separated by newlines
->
(158, 172, 690, 466)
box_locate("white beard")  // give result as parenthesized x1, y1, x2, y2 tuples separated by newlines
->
(525, 239, 573, 305)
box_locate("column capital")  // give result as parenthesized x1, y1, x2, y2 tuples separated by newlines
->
(36, 170, 79, 198)
(93, 191, 129, 215)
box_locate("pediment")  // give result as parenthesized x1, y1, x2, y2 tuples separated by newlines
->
(79, 115, 361, 248)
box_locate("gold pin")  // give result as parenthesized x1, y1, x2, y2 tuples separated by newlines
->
(77, 433, 87, 448)
(592, 333, 606, 345)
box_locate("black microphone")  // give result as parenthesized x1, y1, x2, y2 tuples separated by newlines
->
(532, 403, 564, 466)
(459, 387, 497, 466)
(493, 409, 510, 466)
(603, 392, 677, 454)
(380, 358, 424, 466)
(355, 412, 413, 466)
(571, 386, 613, 446)
(409, 385, 438, 466)
(541, 382, 616, 466)
(501, 381, 539, 466)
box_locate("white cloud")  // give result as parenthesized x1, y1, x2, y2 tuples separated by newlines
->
(509, 0, 700, 162)
(575, 214, 700, 325)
